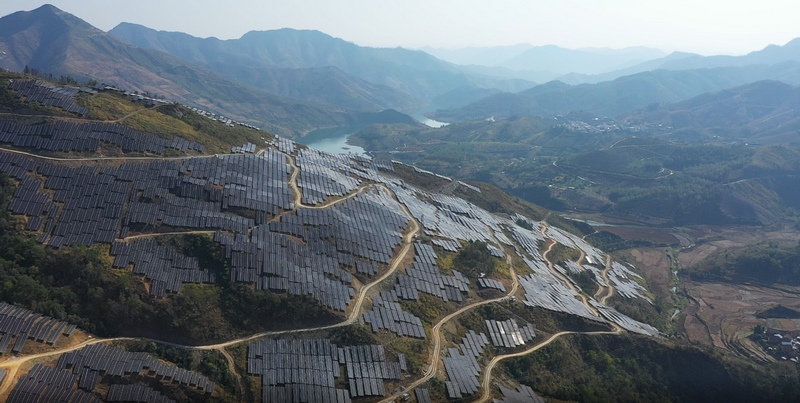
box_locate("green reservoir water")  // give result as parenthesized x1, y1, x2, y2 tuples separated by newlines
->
(297, 117, 447, 156)
(297, 126, 367, 156)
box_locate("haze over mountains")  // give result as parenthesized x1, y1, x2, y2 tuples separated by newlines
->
(433, 63, 800, 121)
(421, 44, 667, 82)
(2, 4, 800, 137)
(109, 23, 532, 110)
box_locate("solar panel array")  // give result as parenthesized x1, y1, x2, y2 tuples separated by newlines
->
(518, 257, 598, 320)
(8, 175, 59, 236)
(106, 384, 174, 403)
(7, 363, 102, 403)
(0, 150, 317, 297)
(58, 343, 215, 394)
(231, 142, 257, 153)
(274, 192, 408, 265)
(385, 179, 513, 250)
(339, 344, 402, 398)
(247, 339, 351, 403)
(0, 109, 667, 351)
(0, 302, 77, 355)
(0, 119, 204, 154)
(444, 330, 490, 399)
(590, 301, 661, 336)
(564, 260, 608, 290)
(39, 163, 127, 247)
(477, 278, 506, 292)
(510, 225, 545, 262)
(220, 188, 408, 311)
(487, 243, 505, 258)
(269, 136, 296, 155)
(608, 262, 652, 302)
(111, 239, 217, 296)
(295, 149, 362, 205)
(493, 384, 546, 403)
(8, 79, 92, 115)
(392, 243, 469, 303)
(431, 238, 461, 252)
(363, 291, 426, 338)
(2, 152, 291, 247)
(457, 181, 481, 193)
(485, 319, 535, 349)
(415, 388, 432, 403)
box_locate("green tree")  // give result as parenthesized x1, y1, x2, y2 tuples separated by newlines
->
(453, 241, 496, 277)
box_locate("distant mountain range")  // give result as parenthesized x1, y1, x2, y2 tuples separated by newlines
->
(433, 62, 800, 121)
(0, 4, 377, 136)
(108, 23, 533, 111)
(3, 4, 800, 137)
(560, 39, 800, 85)
(421, 45, 666, 78)
(0, 5, 528, 136)
(625, 80, 800, 144)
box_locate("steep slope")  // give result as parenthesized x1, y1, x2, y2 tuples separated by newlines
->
(0, 5, 374, 136)
(109, 23, 533, 104)
(433, 63, 800, 121)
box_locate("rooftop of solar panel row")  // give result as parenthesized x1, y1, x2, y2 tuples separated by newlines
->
(0, 119, 205, 155)
(0, 302, 78, 354)
(7, 79, 93, 116)
(485, 319, 535, 349)
(443, 330, 491, 399)
(493, 384, 547, 403)
(389, 242, 470, 303)
(518, 257, 600, 321)
(363, 290, 427, 339)
(7, 343, 215, 402)
(247, 338, 407, 401)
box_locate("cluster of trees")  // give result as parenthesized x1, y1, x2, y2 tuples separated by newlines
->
(504, 334, 800, 402)
(453, 241, 496, 278)
(689, 241, 800, 286)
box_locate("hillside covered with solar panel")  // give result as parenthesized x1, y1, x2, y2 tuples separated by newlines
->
(0, 72, 665, 402)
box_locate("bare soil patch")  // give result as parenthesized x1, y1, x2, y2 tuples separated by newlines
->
(683, 281, 800, 354)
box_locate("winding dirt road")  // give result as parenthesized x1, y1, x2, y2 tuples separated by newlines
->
(379, 253, 519, 403)
(599, 255, 616, 305)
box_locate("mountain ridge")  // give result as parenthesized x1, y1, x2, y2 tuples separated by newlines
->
(109, 22, 534, 108)
(432, 63, 800, 121)
(0, 5, 421, 136)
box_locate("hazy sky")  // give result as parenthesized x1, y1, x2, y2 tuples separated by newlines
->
(2, 1, 799, 55)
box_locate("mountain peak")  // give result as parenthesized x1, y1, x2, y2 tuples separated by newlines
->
(0, 3, 99, 35)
